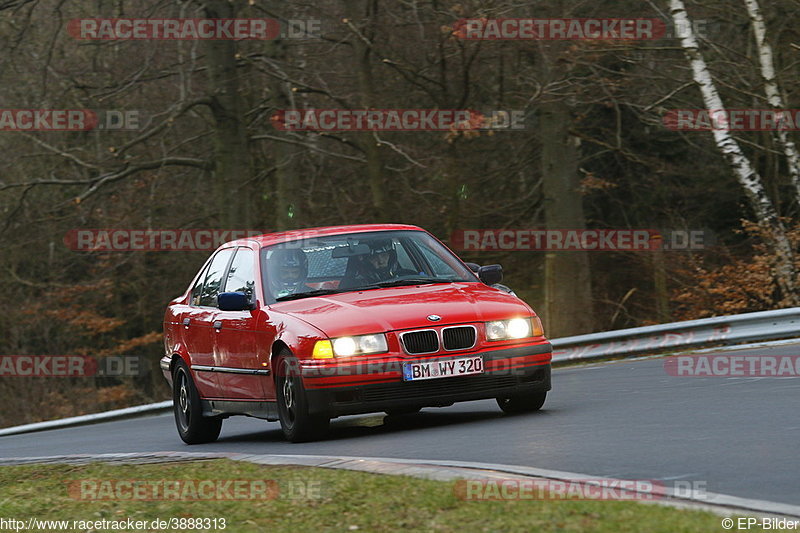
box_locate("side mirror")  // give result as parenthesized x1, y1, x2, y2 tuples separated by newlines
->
(478, 264, 503, 285)
(218, 292, 254, 311)
(464, 262, 481, 273)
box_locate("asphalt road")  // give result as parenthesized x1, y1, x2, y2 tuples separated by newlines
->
(2, 343, 799, 505)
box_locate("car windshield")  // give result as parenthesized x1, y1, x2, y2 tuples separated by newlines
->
(262, 230, 477, 303)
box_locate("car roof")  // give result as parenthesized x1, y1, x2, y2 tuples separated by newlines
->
(228, 224, 426, 248)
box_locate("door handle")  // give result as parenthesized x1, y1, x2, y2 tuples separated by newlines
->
(213, 320, 222, 330)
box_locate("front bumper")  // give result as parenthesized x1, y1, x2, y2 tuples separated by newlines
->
(301, 343, 552, 417)
(160, 355, 173, 387)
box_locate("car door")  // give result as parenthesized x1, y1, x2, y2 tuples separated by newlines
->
(183, 247, 235, 399)
(214, 246, 269, 399)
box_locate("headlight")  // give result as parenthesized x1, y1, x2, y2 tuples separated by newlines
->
(333, 337, 358, 356)
(486, 318, 536, 341)
(313, 334, 388, 358)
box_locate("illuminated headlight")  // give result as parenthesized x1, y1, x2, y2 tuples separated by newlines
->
(323, 334, 388, 357)
(332, 337, 358, 356)
(486, 318, 533, 341)
(507, 318, 531, 338)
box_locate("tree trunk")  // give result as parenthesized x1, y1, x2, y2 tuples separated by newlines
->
(265, 37, 297, 231)
(743, 0, 800, 208)
(652, 246, 670, 322)
(540, 100, 594, 337)
(199, 0, 254, 228)
(344, 0, 386, 220)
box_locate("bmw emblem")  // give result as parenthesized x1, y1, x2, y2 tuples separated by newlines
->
(427, 314, 442, 322)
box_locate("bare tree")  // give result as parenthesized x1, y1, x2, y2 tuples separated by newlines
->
(670, 0, 798, 305)
(742, 0, 800, 209)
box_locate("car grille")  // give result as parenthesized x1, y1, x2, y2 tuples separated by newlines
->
(362, 374, 518, 403)
(401, 330, 439, 354)
(442, 326, 476, 350)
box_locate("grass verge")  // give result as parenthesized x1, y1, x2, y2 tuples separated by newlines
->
(0, 459, 768, 532)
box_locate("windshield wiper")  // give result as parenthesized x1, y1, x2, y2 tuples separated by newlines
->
(373, 278, 454, 288)
(279, 278, 462, 298)
(275, 289, 344, 302)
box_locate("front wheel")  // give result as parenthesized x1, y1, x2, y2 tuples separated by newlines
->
(173, 360, 222, 444)
(275, 351, 329, 442)
(497, 391, 547, 414)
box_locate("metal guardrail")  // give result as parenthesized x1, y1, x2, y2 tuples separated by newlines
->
(2, 308, 799, 437)
(551, 307, 800, 363)
(0, 401, 172, 438)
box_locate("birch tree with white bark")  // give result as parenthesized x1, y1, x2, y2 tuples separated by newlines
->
(743, 0, 800, 208)
(669, 0, 799, 305)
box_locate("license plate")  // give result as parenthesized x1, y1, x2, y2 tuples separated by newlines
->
(403, 355, 484, 381)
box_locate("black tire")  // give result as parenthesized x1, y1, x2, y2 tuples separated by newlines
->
(385, 407, 422, 416)
(173, 360, 222, 444)
(275, 350, 329, 442)
(496, 391, 547, 414)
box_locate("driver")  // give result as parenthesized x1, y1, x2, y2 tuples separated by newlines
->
(356, 239, 415, 283)
(268, 248, 308, 299)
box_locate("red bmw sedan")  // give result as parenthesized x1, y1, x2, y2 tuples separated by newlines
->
(161, 224, 552, 443)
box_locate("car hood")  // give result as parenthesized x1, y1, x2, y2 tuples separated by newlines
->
(271, 282, 534, 337)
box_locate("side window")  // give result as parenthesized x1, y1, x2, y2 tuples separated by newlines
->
(190, 262, 210, 306)
(223, 248, 256, 298)
(198, 248, 235, 307)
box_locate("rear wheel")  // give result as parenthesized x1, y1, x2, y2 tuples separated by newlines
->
(275, 350, 329, 442)
(173, 360, 222, 444)
(497, 391, 547, 414)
